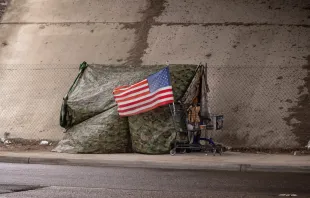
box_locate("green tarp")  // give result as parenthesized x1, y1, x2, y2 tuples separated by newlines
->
(53, 64, 203, 154)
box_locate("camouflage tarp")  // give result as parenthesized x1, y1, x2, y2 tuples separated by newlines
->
(54, 64, 200, 154)
(128, 65, 198, 154)
(53, 107, 130, 153)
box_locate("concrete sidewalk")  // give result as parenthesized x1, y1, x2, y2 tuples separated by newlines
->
(1, 151, 310, 173)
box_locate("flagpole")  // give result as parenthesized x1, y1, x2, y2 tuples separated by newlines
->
(166, 61, 176, 116)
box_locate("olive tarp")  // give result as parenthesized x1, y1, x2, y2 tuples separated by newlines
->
(53, 63, 208, 154)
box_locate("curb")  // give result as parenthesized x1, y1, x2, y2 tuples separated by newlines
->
(1, 156, 310, 173)
(0, 156, 29, 164)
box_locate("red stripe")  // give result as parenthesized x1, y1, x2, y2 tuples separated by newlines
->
(115, 91, 150, 103)
(113, 85, 129, 91)
(113, 80, 147, 94)
(113, 86, 130, 95)
(114, 86, 149, 99)
(118, 94, 174, 113)
(118, 88, 173, 108)
(119, 100, 174, 117)
(118, 80, 147, 91)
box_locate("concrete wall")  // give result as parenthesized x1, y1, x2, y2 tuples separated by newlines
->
(0, 0, 309, 147)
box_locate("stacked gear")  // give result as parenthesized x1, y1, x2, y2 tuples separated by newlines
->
(169, 65, 225, 156)
(54, 63, 200, 154)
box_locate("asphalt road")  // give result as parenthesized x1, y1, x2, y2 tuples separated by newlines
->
(0, 163, 310, 198)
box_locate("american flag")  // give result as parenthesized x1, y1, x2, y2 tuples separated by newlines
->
(113, 67, 174, 116)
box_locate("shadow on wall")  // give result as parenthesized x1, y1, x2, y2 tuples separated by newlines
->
(210, 55, 310, 148)
(204, 26, 309, 148)
(284, 55, 310, 146)
(208, 28, 278, 148)
(0, 0, 9, 20)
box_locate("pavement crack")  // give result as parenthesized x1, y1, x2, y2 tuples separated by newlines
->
(48, 185, 221, 194)
(1, 21, 309, 28)
(0, 21, 139, 25)
(0, 184, 45, 195)
(154, 22, 310, 28)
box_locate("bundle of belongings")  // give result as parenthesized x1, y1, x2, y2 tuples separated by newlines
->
(186, 100, 224, 144)
(53, 62, 218, 154)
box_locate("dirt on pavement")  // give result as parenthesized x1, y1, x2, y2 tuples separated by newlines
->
(1, 138, 309, 154)
(0, 138, 58, 152)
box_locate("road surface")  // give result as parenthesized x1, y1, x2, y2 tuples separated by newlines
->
(0, 163, 309, 197)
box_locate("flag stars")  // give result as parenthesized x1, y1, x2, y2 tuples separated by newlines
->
(147, 67, 171, 93)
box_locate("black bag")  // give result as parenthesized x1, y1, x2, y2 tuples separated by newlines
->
(59, 62, 88, 129)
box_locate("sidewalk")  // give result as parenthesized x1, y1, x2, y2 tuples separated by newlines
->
(1, 151, 310, 173)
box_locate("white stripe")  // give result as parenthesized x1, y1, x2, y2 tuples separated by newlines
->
(114, 83, 148, 97)
(118, 92, 174, 110)
(119, 97, 174, 116)
(117, 86, 173, 105)
(117, 80, 147, 91)
(115, 88, 150, 101)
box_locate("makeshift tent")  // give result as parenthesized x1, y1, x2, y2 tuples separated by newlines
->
(53, 63, 209, 154)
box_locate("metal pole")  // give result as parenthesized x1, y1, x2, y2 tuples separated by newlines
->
(172, 102, 176, 116)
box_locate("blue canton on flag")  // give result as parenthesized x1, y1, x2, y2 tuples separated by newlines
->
(147, 67, 172, 93)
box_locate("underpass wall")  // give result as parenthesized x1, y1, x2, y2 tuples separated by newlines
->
(0, 0, 309, 148)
